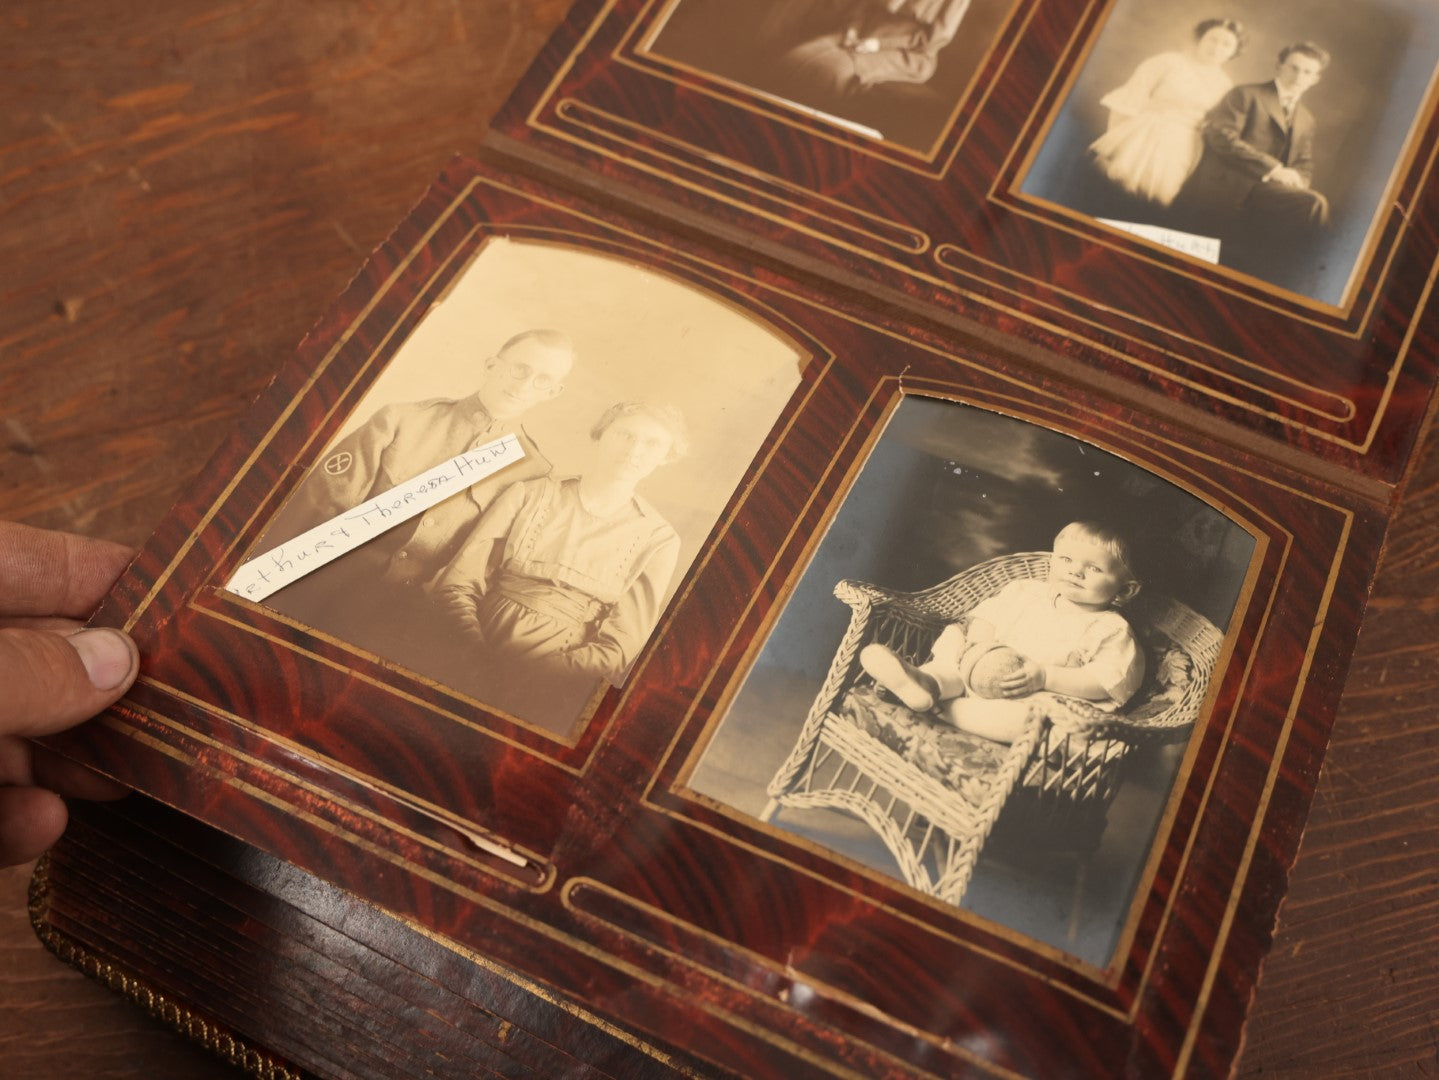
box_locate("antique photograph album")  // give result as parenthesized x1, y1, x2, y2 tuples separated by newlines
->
(37, 0, 1439, 1076)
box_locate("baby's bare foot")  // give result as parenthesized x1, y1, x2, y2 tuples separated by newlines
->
(859, 644, 937, 712)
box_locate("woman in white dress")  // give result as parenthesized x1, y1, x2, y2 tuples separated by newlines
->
(435, 401, 688, 729)
(1088, 18, 1245, 207)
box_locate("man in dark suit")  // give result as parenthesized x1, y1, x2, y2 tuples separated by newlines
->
(1176, 41, 1331, 260)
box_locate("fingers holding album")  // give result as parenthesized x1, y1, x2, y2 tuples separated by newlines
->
(0, 625, 139, 737)
(0, 785, 71, 867)
(0, 518, 138, 728)
(0, 625, 136, 867)
(0, 732, 128, 868)
(0, 520, 133, 620)
(0, 520, 140, 733)
(0, 521, 139, 865)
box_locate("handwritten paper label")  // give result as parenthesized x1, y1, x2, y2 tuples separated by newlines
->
(224, 434, 524, 602)
(1098, 218, 1222, 264)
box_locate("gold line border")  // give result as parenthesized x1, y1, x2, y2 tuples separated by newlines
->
(519, 0, 1439, 452)
(30, 857, 303, 1080)
(107, 700, 554, 891)
(998, 0, 1439, 321)
(635, 376, 1290, 1015)
(99, 165, 1371, 1076)
(621, 0, 1034, 173)
(554, 99, 933, 255)
(561, 876, 1028, 1079)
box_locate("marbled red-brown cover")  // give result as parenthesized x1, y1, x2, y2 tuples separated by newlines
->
(489, 0, 1439, 487)
(41, 159, 1389, 1078)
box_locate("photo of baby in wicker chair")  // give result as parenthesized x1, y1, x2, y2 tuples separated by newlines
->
(686, 396, 1254, 965)
(859, 520, 1145, 744)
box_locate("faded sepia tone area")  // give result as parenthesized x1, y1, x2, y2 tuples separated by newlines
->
(255, 238, 802, 735)
(646, 0, 1016, 152)
(1020, 0, 1439, 303)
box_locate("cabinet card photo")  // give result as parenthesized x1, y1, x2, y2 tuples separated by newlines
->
(643, 0, 1018, 154)
(245, 238, 801, 737)
(687, 395, 1255, 965)
(1019, 0, 1439, 304)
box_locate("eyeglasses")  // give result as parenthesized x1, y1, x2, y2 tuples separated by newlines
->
(495, 359, 559, 391)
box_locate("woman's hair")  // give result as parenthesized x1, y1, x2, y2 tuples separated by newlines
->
(1054, 520, 1140, 584)
(1192, 18, 1246, 59)
(590, 400, 692, 461)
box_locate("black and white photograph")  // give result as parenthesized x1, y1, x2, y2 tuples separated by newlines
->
(249, 238, 802, 737)
(1019, 0, 1439, 304)
(643, 0, 1017, 153)
(685, 397, 1254, 965)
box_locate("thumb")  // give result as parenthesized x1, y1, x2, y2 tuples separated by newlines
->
(0, 627, 139, 738)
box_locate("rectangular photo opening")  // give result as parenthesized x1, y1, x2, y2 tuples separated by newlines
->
(642, 0, 1017, 154)
(1017, 0, 1439, 305)
(233, 237, 802, 739)
(685, 395, 1256, 966)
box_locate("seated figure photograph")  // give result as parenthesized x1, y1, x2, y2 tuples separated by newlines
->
(433, 401, 690, 733)
(1020, 0, 1439, 303)
(645, 0, 1011, 151)
(258, 328, 575, 667)
(1086, 18, 1245, 212)
(686, 396, 1252, 965)
(240, 238, 803, 741)
(859, 520, 1144, 743)
(1169, 41, 1332, 279)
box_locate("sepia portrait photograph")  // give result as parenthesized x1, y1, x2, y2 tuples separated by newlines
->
(685, 397, 1254, 965)
(643, 0, 1017, 153)
(1019, 0, 1439, 304)
(244, 238, 802, 737)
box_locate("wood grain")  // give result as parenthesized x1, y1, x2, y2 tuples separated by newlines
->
(2, 1, 1438, 1077)
(1236, 410, 1439, 1078)
(0, 2, 567, 1077)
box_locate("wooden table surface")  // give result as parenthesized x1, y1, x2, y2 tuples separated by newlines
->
(2, 3, 1436, 1077)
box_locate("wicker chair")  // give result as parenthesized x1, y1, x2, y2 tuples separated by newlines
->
(760, 552, 1223, 908)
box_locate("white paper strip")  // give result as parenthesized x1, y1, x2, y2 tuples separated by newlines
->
(1098, 218, 1222, 264)
(224, 433, 525, 602)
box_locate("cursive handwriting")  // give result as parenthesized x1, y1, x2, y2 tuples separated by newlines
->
(224, 434, 524, 602)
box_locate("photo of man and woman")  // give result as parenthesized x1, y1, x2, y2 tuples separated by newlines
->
(1020, 0, 1439, 304)
(249, 238, 802, 737)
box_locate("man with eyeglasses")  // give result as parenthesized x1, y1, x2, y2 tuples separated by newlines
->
(258, 328, 575, 667)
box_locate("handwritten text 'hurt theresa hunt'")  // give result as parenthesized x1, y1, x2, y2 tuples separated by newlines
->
(223, 434, 524, 602)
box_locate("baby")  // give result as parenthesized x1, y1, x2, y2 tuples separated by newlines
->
(859, 521, 1146, 742)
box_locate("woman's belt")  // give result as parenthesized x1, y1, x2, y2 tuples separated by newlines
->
(492, 572, 607, 628)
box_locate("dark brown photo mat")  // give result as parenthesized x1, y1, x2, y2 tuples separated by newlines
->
(42, 158, 1387, 1078)
(491, 0, 1439, 481)
(686, 394, 1256, 969)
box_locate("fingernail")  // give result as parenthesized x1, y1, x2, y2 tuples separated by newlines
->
(69, 628, 137, 691)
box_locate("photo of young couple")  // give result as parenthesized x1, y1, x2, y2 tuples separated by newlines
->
(251, 239, 801, 736)
(1020, 0, 1439, 303)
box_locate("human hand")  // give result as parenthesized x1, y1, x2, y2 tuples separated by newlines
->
(1267, 166, 1308, 189)
(1, 521, 137, 867)
(998, 659, 1046, 698)
(852, 36, 881, 54)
